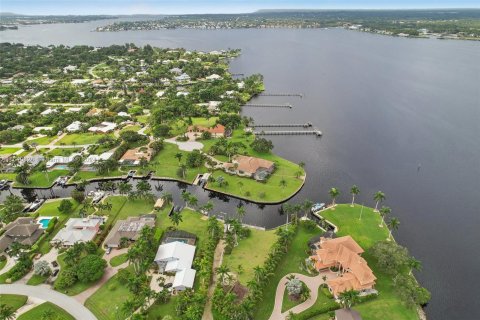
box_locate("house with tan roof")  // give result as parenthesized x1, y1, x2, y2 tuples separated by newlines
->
(119, 146, 153, 166)
(187, 124, 227, 138)
(309, 236, 376, 298)
(104, 214, 156, 248)
(0, 217, 44, 254)
(224, 155, 275, 181)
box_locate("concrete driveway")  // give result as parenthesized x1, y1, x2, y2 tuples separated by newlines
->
(0, 284, 97, 320)
(165, 138, 204, 151)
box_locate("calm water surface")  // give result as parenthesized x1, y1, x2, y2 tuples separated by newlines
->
(1, 21, 480, 320)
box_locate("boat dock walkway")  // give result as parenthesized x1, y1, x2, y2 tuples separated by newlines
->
(243, 103, 293, 108)
(254, 130, 322, 136)
(258, 93, 303, 98)
(251, 122, 312, 128)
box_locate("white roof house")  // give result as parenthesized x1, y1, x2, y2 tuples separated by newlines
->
(16, 109, 29, 115)
(71, 79, 89, 85)
(176, 91, 189, 97)
(117, 112, 130, 117)
(65, 121, 82, 132)
(206, 74, 222, 81)
(63, 65, 77, 73)
(175, 73, 191, 82)
(83, 152, 113, 165)
(46, 153, 81, 168)
(155, 241, 196, 290)
(52, 217, 103, 246)
(170, 67, 183, 75)
(88, 122, 117, 133)
(65, 107, 82, 113)
(41, 108, 57, 116)
(33, 126, 53, 132)
(156, 90, 165, 97)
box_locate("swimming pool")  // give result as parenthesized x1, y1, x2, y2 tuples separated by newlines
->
(37, 217, 53, 229)
(52, 165, 69, 170)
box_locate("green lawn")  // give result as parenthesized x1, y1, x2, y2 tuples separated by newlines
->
(109, 253, 128, 267)
(253, 223, 321, 320)
(85, 267, 134, 320)
(17, 302, 74, 320)
(0, 173, 16, 181)
(149, 143, 205, 183)
(0, 294, 27, 311)
(47, 147, 82, 156)
(222, 228, 278, 285)
(0, 147, 20, 155)
(319, 204, 418, 320)
(26, 273, 48, 285)
(120, 124, 142, 134)
(13, 170, 69, 188)
(293, 287, 338, 318)
(137, 115, 149, 124)
(71, 169, 124, 182)
(0, 258, 7, 271)
(56, 133, 113, 145)
(28, 135, 57, 145)
(146, 297, 179, 320)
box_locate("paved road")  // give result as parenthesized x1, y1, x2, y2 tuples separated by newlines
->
(0, 284, 97, 320)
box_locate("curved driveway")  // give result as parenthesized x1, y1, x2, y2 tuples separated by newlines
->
(0, 284, 97, 320)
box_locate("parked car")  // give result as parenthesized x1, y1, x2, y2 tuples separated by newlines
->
(51, 261, 58, 268)
(52, 269, 59, 277)
(106, 247, 112, 255)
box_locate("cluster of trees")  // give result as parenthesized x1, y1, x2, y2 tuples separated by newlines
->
(250, 137, 274, 153)
(1, 194, 24, 223)
(54, 241, 106, 290)
(369, 240, 431, 307)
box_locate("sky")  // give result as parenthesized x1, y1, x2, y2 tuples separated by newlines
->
(1, 0, 479, 15)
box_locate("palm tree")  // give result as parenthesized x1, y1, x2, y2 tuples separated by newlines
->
(216, 264, 231, 285)
(161, 192, 173, 205)
(37, 162, 49, 183)
(387, 217, 400, 240)
(329, 187, 339, 207)
(41, 309, 56, 320)
(181, 190, 191, 207)
(338, 290, 360, 309)
(179, 164, 187, 179)
(201, 200, 214, 217)
(279, 178, 287, 194)
(373, 191, 386, 212)
(409, 257, 422, 271)
(236, 205, 246, 223)
(379, 206, 391, 228)
(118, 182, 132, 195)
(170, 211, 183, 228)
(187, 195, 198, 208)
(0, 304, 16, 320)
(174, 153, 183, 163)
(302, 199, 313, 218)
(350, 185, 360, 207)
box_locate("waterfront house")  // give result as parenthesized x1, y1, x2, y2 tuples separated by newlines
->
(83, 152, 114, 169)
(40, 108, 57, 116)
(187, 124, 227, 138)
(175, 73, 191, 82)
(16, 109, 29, 115)
(52, 217, 103, 246)
(88, 121, 117, 133)
(33, 126, 53, 132)
(0, 217, 44, 254)
(104, 214, 156, 248)
(224, 155, 275, 181)
(154, 241, 197, 291)
(206, 74, 222, 81)
(46, 153, 81, 169)
(119, 147, 153, 166)
(309, 236, 376, 298)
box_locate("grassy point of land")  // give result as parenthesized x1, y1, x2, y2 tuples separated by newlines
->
(17, 302, 75, 320)
(13, 170, 70, 188)
(0, 294, 28, 311)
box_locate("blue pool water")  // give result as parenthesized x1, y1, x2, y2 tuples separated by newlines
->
(53, 165, 69, 170)
(38, 218, 52, 229)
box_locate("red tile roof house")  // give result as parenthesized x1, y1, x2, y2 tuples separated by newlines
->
(119, 146, 153, 166)
(224, 155, 275, 181)
(309, 236, 376, 298)
(187, 124, 228, 138)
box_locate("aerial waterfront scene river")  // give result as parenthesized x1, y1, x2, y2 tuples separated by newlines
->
(0, 4, 479, 320)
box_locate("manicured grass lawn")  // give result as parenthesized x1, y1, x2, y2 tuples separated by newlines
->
(0, 147, 20, 155)
(222, 228, 278, 285)
(137, 115, 149, 124)
(0, 294, 27, 311)
(17, 302, 74, 320)
(0, 173, 16, 181)
(47, 147, 82, 156)
(282, 286, 305, 313)
(0, 258, 7, 271)
(109, 253, 128, 267)
(26, 273, 48, 285)
(294, 287, 338, 318)
(71, 169, 124, 181)
(147, 297, 179, 320)
(120, 124, 142, 134)
(149, 143, 204, 183)
(56, 133, 113, 145)
(253, 223, 320, 320)
(85, 267, 134, 320)
(13, 170, 69, 188)
(319, 204, 418, 320)
(28, 135, 57, 145)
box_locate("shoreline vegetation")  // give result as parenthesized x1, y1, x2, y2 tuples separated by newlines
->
(93, 9, 480, 41)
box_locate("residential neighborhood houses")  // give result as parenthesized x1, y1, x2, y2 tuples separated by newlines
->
(52, 217, 104, 246)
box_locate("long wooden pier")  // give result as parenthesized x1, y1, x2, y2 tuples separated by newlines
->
(243, 103, 293, 108)
(258, 93, 303, 98)
(231, 73, 245, 77)
(254, 130, 322, 136)
(251, 122, 312, 128)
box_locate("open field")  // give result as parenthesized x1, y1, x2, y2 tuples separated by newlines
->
(27, 135, 57, 145)
(17, 302, 75, 320)
(56, 133, 114, 145)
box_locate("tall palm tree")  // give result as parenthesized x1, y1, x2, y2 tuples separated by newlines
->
(329, 187, 339, 207)
(237, 181, 244, 193)
(302, 199, 313, 218)
(118, 182, 132, 195)
(379, 206, 391, 228)
(373, 191, 386, 212)
(37, 162, 49, 183)
(387, 217, 400, 240)
(216, 264, 231, 285)
(236, 206, 246, 223)
(174, 153, 183, 163)
(201, 200, 214, 217)
(161, 192, 173, 205)
(338, 290, 360, 309)
(187, 195, 198, 208)
(279, 178, 287, 194)
(170, 211, 183, 228)
(350, 185, 360, 207)
(0, 304, 16, 320)
(181, 190, 191, 207)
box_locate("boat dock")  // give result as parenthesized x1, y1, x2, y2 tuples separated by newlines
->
(258, 93, 303, 98)
(243, 103, 293, 108)
(254, 130, 322, 136)
(251, 122, 312, 128)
